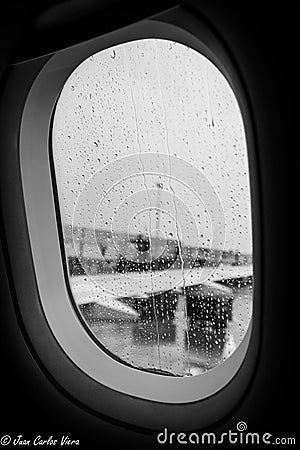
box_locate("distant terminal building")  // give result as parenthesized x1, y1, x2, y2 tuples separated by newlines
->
(63, 224, 252, 276)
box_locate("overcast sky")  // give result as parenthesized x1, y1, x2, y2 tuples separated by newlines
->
(52, 39, 252, 254)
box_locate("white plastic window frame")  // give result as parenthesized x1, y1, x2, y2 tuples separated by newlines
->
(20, 14, 254, 405)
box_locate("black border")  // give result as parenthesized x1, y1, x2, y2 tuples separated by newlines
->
(0, 3, 263, 436)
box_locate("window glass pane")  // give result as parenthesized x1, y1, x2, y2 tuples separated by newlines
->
(52, 39, 253, 376)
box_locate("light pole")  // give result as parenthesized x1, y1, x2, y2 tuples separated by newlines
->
(155, 182, 163, 259)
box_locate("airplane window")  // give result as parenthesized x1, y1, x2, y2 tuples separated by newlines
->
(51, 38, 253, 377)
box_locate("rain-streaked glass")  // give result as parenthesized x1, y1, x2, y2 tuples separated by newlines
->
(52, 39, 253, 376)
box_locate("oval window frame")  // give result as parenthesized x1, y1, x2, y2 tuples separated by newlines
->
(18, 7, 260, 430)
